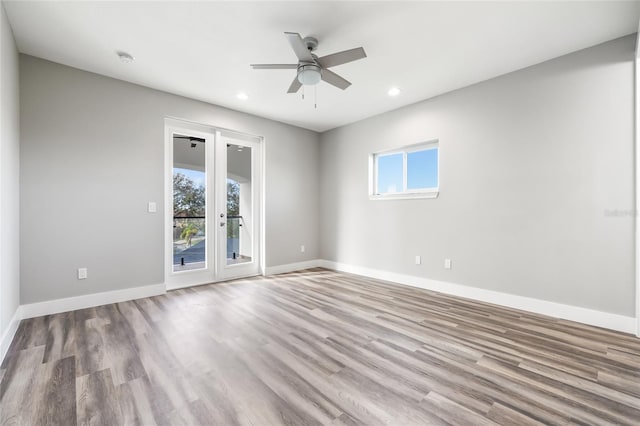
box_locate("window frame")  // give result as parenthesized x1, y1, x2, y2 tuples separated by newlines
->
(369, 139, 439, 200)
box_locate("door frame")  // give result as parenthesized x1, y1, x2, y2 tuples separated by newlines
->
(215, 129, 264, 281)
(164, 117, 265, 290)
(635, 40, 640, 337)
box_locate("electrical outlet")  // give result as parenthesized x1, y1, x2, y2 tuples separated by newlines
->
(300, 245, 305, 253)
(78, 268, 88, 280)
(444, 259, 452, 269)
(415, 255, 421, 265)
(148, 201, 157, 213)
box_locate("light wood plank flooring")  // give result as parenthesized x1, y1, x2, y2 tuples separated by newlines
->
(1, 268, 639, 425)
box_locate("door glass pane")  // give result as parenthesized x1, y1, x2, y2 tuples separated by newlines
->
(407, 148, 438, 190)
(227, 143, 252, 265)
(173, 134, 206, 271)
(377, 152, 403, 194)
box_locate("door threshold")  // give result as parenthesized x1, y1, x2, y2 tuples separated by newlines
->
(166, 273, 262, 291)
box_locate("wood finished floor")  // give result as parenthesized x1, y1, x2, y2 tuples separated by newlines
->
(1, 268, 640, 425)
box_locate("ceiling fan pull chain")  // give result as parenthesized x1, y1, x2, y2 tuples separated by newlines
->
(302, 85, 305, 100)
(314, 85, 317, 109)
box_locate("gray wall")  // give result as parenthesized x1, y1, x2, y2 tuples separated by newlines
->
(0, 3, 20, 337)
(320, 35, 635, 316)
(20, 55, 320, 304)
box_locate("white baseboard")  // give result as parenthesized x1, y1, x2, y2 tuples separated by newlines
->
(265, 259, 321, 276)
(20, 283, 166, 320)
(1, 283, 166, 364)
(1, 306, 22, 364)
(318, 260, 637, 335)
(3, 258, 634, 366)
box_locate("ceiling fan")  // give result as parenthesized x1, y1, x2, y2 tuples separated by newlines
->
(251, 32, 367, 93)
(174, 135, 205, 148)
(174, 135, 205, 142)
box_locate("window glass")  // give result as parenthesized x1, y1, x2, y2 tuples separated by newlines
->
(371, 140, 439, 199)
(377, 153, 403, 194)
(407, 148, 438, 190)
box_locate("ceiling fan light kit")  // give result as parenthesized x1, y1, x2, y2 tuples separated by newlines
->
(250, 32, 367, 94)
(297, 64, 321, 85)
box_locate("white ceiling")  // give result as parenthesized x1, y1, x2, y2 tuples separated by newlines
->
(5, 1, 640, 132)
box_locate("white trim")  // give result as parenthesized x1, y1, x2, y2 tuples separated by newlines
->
(167, 274, 263, 291)
(260, 137, 266, 276)
(369, 139, 440, 199)
(165, 276, 215, 291)
(265, 259, 321, 276)
(164, 122, 216, 288)
(20, 283, 166, 320)
(164, 118, 266, 288)
(3, 257, 633, 366)
(1, 306, 22, 364)
(318, 260, 636, 335)
(369, 191, 438, 201)
(1, 283, 166, 364)
(216, 131, 264, 281)
(635, 29, 640, 337)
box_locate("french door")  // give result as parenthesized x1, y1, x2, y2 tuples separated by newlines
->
(165, 120, 262, 289)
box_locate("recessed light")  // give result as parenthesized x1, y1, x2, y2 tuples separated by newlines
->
(237, 92, 249, 100)
(388, 87, 401, 97)
(117, 51, 134, 63)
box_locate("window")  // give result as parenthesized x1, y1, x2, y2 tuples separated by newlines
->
(370, 140, 439, 199)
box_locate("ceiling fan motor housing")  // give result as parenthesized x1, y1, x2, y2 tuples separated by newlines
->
(303, 36, 319, 52)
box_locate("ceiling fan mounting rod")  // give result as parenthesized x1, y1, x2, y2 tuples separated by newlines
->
(303, 36, 318, 52)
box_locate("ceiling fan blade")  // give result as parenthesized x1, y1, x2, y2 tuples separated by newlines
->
(174, 136, 205, 142)
(284, 32, 314, 62)
(317, 47, 366, 68)
(321, 69, 351, 90)
(287, 76, 302, 93)
(250, 64, 298, 70)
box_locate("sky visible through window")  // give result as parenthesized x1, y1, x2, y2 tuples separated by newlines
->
(174, 167, 205, 188)
(408, 148, 438, 189)
(377, 147, 438, 194)
(377, 153, 403, 193)
(174, 168, 240, 193)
